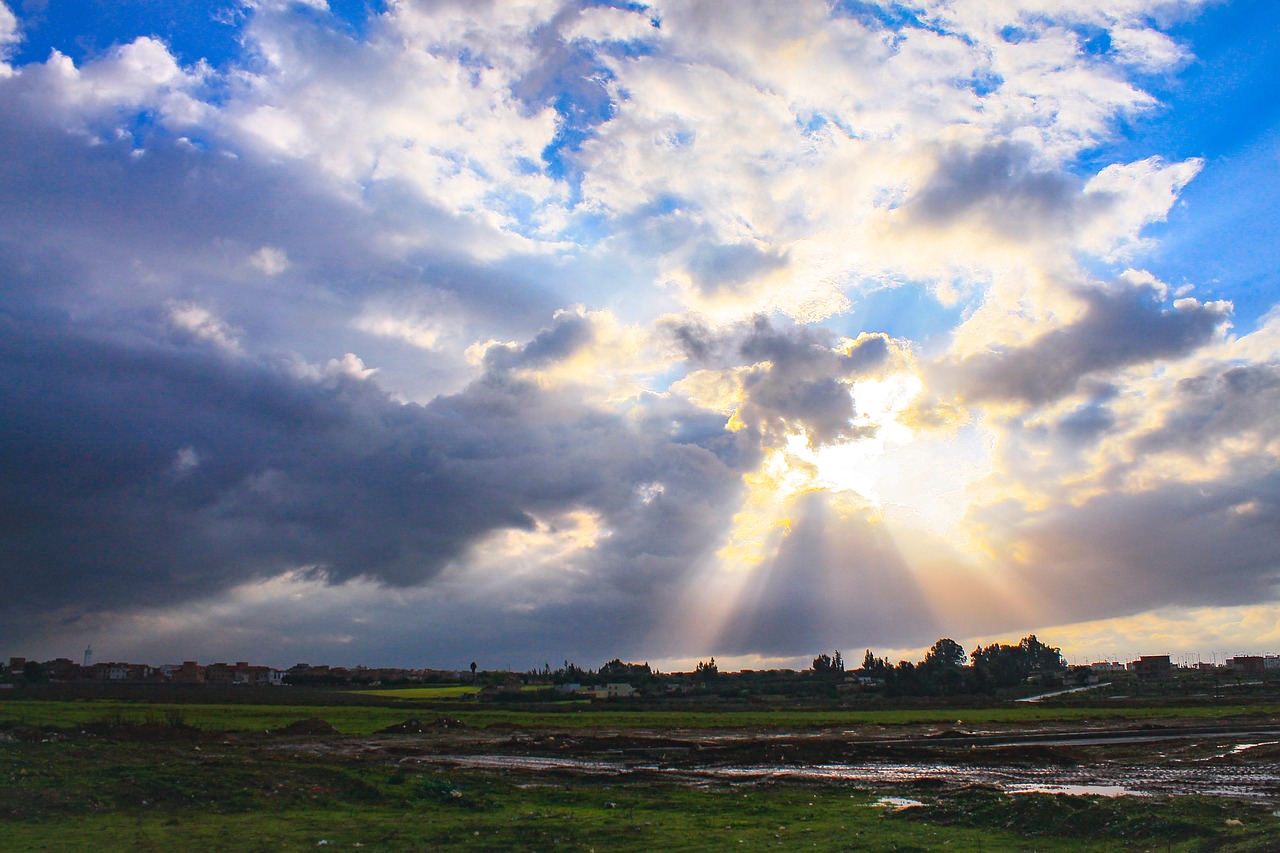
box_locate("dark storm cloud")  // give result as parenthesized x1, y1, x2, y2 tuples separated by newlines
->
(905, 141, 1076, 237)
(1054, 399, 1117, 444)
(667, 315, 893, 446)
(980, 473, 1280, 623)
(939, 282, 1228, 405)
(686, 241, 789, 294)
(1133, 363, 1280, 457)
(481, 310, 594, 373)
(0, 309, 752, 622)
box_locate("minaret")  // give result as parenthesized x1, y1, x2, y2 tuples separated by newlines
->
(84, 645, 93, 668)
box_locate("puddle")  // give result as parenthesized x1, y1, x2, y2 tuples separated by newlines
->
(874, 796, 924, 809)
(412, 753, 1280, 801)
(1016, 684, 1107, 703)
(1230, 742, 1280, 754)
(1007, 784, 1147, 797)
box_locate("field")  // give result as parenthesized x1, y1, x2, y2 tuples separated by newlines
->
(3, 688, 1280, 851)
(2, 693, 1278, 734)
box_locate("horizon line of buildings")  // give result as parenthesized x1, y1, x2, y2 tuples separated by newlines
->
(2, 656, 474, 687)
(6, 652, 1280, 687)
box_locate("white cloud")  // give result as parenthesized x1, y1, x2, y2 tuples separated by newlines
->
(355, 312, 445, 351)
(225, 1, 565, 242)
(1109, 26, 1189, 72)
(9, 37, 209, 132)
(248, 245, 291, 275)
(564, 6, 657, 44)
(1081, 157, 1204, 260)
(324, 352, 379, 381)
(168, 301, 243, 354)
(171, 446, 201, 477)
(0, 2, 20, 66)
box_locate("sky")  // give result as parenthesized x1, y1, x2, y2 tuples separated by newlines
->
(1, 0, 1278, 671)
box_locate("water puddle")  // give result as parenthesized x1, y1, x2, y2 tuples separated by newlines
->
(1230, 741, 1280, 754)
(1016, 684, 1107, 703)
(409, 753, 1280, 801)
(874, 796, 924, 809)
(1007, 784, 1146, 797)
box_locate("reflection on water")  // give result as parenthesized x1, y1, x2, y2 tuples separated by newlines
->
(1007, 784, 1145, 797)
(1230, 741, 1280, 754)
(874, 796, 925, 809)
(417, 754, 1280, 800)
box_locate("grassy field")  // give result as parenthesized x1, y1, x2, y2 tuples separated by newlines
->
(1, 696, 1277, 734)
(3, 731, 1276, 852)
(356, 684, 557, 699)
(357, 684, 483, 699)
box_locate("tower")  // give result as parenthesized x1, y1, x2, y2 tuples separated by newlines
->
(84, 645, 93, 668)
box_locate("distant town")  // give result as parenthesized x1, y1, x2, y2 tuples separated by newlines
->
(6, 637, 1280, 699)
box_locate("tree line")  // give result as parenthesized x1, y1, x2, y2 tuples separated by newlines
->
(812, 635, 1067, 696)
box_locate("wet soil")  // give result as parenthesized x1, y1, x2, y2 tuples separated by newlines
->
(268, 718, 1280, 801)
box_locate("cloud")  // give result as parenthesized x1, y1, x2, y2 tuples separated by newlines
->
(248, 246, 291, 276)
(904, 141, 1078, 238)
(167, 301, 243, 354)
(0, 2, 19, 65)
(977, 473, 1280, 625)
(0, 309, 752, 626)
(667, 315, 899, 447)
(1, 0, 1276, 668)
(937, 280, 1229, 405)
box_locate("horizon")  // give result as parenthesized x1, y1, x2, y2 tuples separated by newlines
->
(2, 1, 1279, 671)
(10, 637, 1278, 675)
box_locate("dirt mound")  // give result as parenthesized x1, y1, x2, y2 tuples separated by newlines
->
(273, 717, 338, 736)
(0, 722, 48, 742)
(377, 717, 466, 734)
(378, 719, 431, 734)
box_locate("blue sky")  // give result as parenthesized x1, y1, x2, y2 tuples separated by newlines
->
(1104, 0, 1280, 329)
(1, 0, 1278, 670)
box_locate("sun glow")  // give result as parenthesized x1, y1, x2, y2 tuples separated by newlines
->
(786, 372, 923, 502)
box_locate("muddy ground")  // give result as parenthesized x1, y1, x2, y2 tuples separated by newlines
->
(263, 717, 1280, 801)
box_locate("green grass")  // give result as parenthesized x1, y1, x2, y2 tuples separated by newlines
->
(1, 698, 1277, 734)
(357, 685, 483, 699)
(356, 684, 556, 699)
(4, 737, 1276, 851)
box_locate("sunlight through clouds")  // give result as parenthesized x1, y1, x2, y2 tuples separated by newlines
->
(2, 0, 1278, 668)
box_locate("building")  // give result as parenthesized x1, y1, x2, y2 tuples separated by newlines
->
(1090, 661, 1127, 673)
(205, 662, 283, 685)
(1227, 656, 1266, 673)
(1132, 655, 1173, 682)
(590, 683, 636, 699)
(92, 662, 155, 681)
(43, 658, 88, 681)
(164, 661, 206, 684)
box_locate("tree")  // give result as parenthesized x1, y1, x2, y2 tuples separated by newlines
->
(923, 638, 966, 670)
(859, 649, 890, 677)
(1019, 635, 1066, 672)
(600, 659, 653, 680)
(919, 638, 967, 694)
(811, 650, 845, 677)
(970, 635, 1065, 692)
(694, 658, 718, 681)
